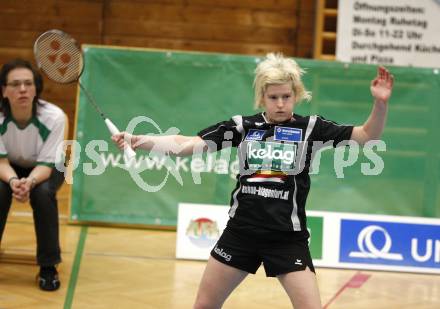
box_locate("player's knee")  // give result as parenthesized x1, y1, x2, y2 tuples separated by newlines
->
(30, 183, 57, 206)
(193, 300, 217, 309)
(193, 294, 221, 309)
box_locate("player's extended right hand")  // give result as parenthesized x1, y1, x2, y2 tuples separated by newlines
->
(111, 132, 140, 151)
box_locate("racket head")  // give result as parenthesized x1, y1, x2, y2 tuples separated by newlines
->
(34, 29, 84, 84)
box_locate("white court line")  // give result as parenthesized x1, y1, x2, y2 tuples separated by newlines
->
(11, 211, 68, 219)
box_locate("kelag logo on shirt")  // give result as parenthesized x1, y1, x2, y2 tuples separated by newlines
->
(246, 141, 296, 171)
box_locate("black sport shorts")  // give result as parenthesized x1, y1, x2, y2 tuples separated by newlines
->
(210, 221, 315, 277)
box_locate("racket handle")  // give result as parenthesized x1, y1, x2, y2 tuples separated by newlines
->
(123, 146, 136, 159)
(105, 118, 136, 159)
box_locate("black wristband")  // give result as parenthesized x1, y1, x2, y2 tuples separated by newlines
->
(8, 176, 19, 187)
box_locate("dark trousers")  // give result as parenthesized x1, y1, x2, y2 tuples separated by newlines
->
(0, 165, 64, 266)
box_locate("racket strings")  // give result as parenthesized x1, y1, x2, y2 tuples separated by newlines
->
(34, 32, 83, 84)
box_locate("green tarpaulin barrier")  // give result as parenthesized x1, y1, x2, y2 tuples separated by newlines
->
(70, 46, 440, 226)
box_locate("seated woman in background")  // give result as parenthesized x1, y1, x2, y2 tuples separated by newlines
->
(0, 59, 66, 291)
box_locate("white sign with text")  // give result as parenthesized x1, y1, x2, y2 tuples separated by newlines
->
(336, 0, 440, 68)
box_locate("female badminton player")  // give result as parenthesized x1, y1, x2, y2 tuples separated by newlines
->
(112, 53, 393, 309)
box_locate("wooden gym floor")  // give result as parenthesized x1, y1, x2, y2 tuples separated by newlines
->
(0, 184, 439, 309)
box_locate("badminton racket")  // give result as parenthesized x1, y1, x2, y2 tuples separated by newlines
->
(33, 29, 136, 159)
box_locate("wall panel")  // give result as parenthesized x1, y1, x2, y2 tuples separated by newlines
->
(0, 0, 315, 141)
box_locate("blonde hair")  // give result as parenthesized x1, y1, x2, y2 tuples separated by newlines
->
(253, 53, 311, 109)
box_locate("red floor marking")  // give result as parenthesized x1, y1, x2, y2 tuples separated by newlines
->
(323, 271, 371, 309)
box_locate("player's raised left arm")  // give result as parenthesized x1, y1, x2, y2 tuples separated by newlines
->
(351, 66, 394, 145)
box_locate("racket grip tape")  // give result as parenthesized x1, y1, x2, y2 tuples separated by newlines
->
(105, 118, 136, 159)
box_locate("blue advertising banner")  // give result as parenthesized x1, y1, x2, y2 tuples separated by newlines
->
(339, 219, 440, 269)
